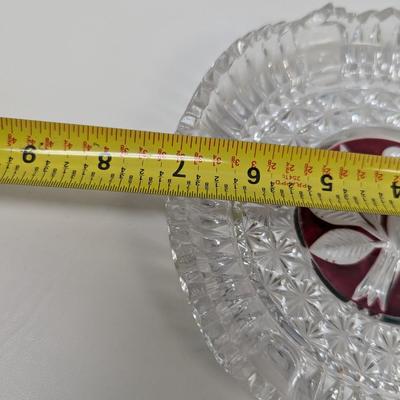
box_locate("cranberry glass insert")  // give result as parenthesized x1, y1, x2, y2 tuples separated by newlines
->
(297, 138, 400, 320)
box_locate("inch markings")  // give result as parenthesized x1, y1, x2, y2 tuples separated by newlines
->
(0, 116, 399, 215)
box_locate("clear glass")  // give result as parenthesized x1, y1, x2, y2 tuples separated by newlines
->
(166, 4, 400, 399)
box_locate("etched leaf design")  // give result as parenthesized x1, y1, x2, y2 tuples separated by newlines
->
(338, 143, 350, 152)
(310, 209, 366, 227)
(309, 209, 384, 239)
(382, 146, 400, 157)
(308, 144, 400, 312)
(361, 213, 382, 231)
(387, 215, 400, 249)
(361, 213, 386, 240)
(353, 249, 400, 311)
(310, 229, 378, 264)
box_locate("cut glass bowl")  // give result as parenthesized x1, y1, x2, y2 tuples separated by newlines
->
(166, 4, 400, 399)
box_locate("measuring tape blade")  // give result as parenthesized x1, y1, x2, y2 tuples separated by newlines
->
(1, 116, 400, 215)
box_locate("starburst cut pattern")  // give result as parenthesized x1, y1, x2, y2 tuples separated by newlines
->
(284, 279, 321, 320)
(375, 327, 400, 376)
(320, 314, 362, 354)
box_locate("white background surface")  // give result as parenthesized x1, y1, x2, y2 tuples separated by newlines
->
(0, 1, 398, 399)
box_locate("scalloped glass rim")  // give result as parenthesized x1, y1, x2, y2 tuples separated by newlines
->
(167, 4, 400, 400)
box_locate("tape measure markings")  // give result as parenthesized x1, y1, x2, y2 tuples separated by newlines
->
(1, 117, 400, 215)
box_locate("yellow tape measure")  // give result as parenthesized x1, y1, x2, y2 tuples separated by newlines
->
(1, 116, 400, 215)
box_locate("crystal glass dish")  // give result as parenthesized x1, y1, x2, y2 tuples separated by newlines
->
(166, 4, 400, 399)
